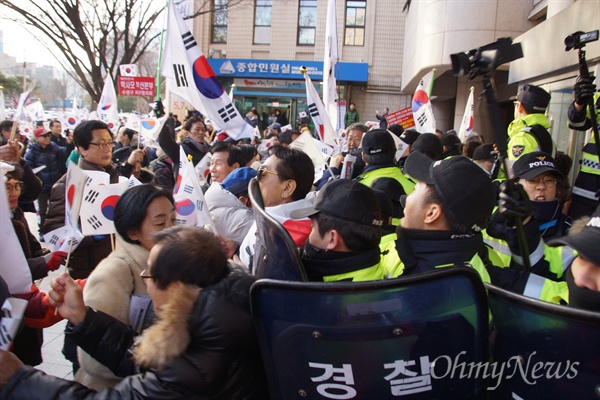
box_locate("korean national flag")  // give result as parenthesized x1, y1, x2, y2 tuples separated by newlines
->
(80, 181, 129, 235)
(161, 0, 253, 141)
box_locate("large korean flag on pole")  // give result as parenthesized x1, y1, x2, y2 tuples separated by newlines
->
(97, 74, 120, 134)
(458, 86, 475, 143)
(301, 68, 338, 147)
(412, 69, 436, 133)
(323, 0, 339, 132)
(162, 1, 252, 141)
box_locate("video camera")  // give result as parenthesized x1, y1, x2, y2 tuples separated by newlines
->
(450, 38, 523, 79)
(565, 30, 599, 51)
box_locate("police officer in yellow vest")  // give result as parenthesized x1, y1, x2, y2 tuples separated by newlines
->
(485, 152, 575, 282)
(567, 76, 600, 220)
(396, 152, 567, 304)
(291, 179, 386, 282)
(507, 85, 555, 173)
(355, 129, 416, 195)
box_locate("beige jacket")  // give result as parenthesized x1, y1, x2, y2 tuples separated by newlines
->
(75, 234, 149, 390)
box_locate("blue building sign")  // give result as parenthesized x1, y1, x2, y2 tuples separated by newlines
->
(206, 59, 368, 83)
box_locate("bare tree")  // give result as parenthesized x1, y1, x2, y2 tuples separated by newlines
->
(0, 0, 245, 106)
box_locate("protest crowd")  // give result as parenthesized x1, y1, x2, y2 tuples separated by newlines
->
(0, 7, 599, 399)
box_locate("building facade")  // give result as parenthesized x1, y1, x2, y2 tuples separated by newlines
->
(185, 0, 598, 178)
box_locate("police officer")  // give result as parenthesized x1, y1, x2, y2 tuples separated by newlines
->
(507, 85, 554, 171)
(397, 152, 567, 304)
(291, 179, 385, 282)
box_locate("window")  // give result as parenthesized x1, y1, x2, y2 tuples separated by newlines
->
(254, 0, 272, 45)
(298, 0, 317, 45)
(345, 0, 366, 46)
(211, 0, 228, 43)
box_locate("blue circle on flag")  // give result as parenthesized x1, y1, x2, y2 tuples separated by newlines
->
(101, 195, 120, 221)
(176, 198, 195, 216)
(192, 56, 224, 99)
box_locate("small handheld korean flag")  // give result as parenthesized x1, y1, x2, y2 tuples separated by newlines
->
(25, 100, 44, 121)
(80, 181, 129, 235)
(162, 1, 253, 140)
(0, 179, 31, 294)
(65, 161, 87, 237)
(119, 64, 139, 77)
(194, 151, 212, 186)
(174, 147, 216, 231)
(289, 131, 327, 171)
(139, 116, 168, 142)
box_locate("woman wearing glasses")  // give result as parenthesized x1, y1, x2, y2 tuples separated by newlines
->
(74, 184, 176, 390)
(0, 226, 268, 399)
(487, 151, 573, 282)
(3, 163, 67, 366)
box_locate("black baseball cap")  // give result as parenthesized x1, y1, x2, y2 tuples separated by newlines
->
(548, 204, 600, 266)
(404, 152, 496, 233)
(441, 133, 461, 149)
(512, 151, 564, 180)
(472, 144, 496, 161)
(400, 129, 420, 146)
(512, 84, 551, 112)
(410, 133, 443, 161)
(290, 179, 383, 226)
(361, 129, 395, 156)
(371, 177, 405, 219)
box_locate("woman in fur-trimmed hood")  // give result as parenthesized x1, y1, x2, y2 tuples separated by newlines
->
(0, 226, 268, 400)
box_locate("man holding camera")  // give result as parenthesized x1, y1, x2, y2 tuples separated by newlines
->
(567, 77, 599, 219)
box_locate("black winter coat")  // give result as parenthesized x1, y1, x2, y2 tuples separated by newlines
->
(24, 141, 72, 192)
(0, 267, 268, 400)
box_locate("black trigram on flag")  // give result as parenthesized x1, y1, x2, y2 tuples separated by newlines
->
(85, 190, 100, 204)
(218, 103, 237, 123)
(196, 200, 203, 212)
(176, 218, 186, 225)
(417, 114, 428, 126)
(87, 216, 103, 230)
(84, 175, 93, 187)
(172, 64, 189, 87)
(183, 184, 194, 195)
(181, 31, 198, 50)
(308, 103, 319, 117)
(49, 235, 59, 245)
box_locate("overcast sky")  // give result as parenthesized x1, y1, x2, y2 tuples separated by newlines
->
(2, 19, 64, 70)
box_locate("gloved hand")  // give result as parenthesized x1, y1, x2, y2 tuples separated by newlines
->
(574, 76, 596, 105)
(153, 99, 165, 118)
(497, 181, 532, 221)
(44, 251, 68, 271)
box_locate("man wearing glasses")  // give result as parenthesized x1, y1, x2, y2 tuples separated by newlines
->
(25, 128, 73, 229)
(239, 146, 314, 270)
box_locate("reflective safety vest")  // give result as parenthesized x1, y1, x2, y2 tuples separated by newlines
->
(434, 246, 568, 305)
(357, 166, 416, 195)
(379, 232, 403, 278)
(483, 230, 576, 281)
(506, 113, 554, 168)
(322, 262, 387, 283)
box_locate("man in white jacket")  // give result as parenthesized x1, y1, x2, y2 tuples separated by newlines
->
(205, 167, 256, 245)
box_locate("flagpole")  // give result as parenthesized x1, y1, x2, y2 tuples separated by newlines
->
(156, 0, 169, 102)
